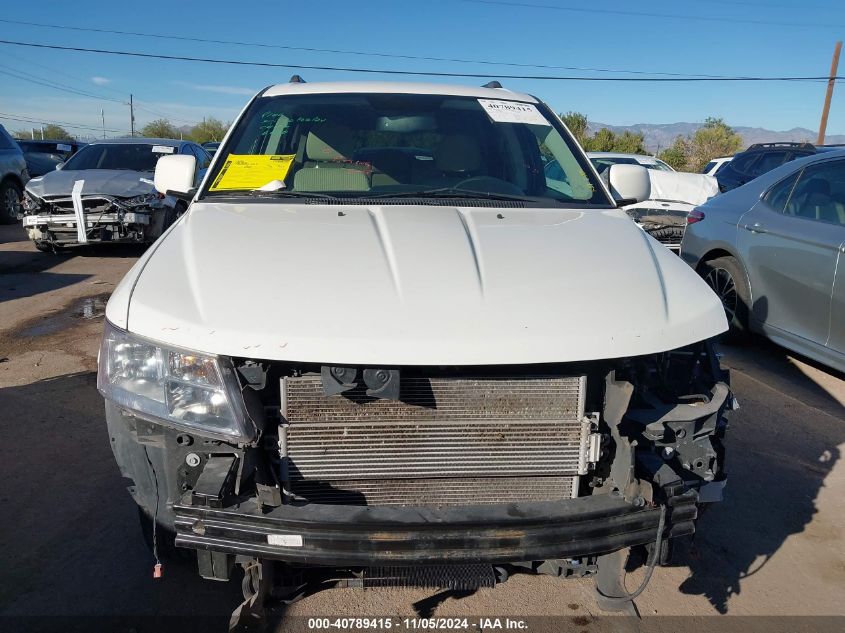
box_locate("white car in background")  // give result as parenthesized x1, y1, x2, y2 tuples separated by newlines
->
(578, 153, 719, 251)
(702, 156, 733, 177)
(621, 170, 720, 251)
(587, 152, 675, 173)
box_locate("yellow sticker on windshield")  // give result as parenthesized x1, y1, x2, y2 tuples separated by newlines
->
(209, 154, 295, 191)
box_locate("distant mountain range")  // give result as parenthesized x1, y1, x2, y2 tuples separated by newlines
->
(587, 121, 845, 153)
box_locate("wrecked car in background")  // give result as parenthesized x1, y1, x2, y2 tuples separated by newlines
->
(547, 152, 719, 251)
(21, 138, 211, 251)
(99, 80, 733, 624)
(622, 169, 720, 251)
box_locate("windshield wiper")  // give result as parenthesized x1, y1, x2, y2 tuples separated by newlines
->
(249, 190, 339, 200)
(365, 188, 540, 203)
(206, 189, 339, 200)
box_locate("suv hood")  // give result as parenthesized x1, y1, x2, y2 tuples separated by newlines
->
(112, 202, 727, 365)
(25, 169, 154, 199)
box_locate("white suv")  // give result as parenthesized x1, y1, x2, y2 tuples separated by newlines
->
(98, 80, 731, 621)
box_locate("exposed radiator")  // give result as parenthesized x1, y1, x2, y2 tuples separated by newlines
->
(281, 374, 590, 506)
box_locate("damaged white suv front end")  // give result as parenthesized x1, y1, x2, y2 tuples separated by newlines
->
(98, 81, 732, 622)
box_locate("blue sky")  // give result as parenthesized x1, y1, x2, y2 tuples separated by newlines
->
(0, 0, 843, 139)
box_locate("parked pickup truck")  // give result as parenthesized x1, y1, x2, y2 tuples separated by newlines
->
(98, 79, 733, 624)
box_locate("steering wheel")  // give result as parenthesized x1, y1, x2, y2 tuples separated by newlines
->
(452, 176, 526, 196)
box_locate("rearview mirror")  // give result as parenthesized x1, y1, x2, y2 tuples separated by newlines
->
(608, 164, 650, 205)
(154, 154, 197, 199)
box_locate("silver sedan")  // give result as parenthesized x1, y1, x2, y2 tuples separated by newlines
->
(681, 149, 845, 373)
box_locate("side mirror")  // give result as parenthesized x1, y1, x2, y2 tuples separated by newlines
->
(608, 164, 650, 205)
(154, 155, 197, 200)
(55, 162, 64, 171)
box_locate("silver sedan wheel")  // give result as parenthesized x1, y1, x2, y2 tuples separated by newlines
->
(705, 266, 738, 324)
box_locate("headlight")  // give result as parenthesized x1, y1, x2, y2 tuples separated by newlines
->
(118, 192, 164, 209)
(97, 320, 255, 442)
(22, 190, 42, 212)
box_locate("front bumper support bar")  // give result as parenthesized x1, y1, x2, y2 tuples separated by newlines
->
(174, 492, 697, 566)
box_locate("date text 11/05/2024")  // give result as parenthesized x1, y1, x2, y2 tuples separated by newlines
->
(307, 618, 529, 630)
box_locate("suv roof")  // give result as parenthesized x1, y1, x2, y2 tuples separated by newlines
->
(745, 141, 815, 151)
(587, 152, 660, 162)
(86, 137, 186, 146)
(261, 80, 536, 102)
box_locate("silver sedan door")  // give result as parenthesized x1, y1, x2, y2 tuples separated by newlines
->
(736, 159, 845, 346)
(826, 239, 845, 356)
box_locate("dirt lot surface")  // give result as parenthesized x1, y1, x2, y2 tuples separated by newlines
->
(1, 223, 843, 632)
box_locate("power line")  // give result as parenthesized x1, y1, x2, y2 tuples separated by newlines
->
(0, 65, 126, 103)
(0, 16, 777, 79)
(463, 0, 844, 30)
(132, 103, 195, 125)
(0, 39, 838, 82)
(0, 110, 124, 133)
(0, 48, 129, 98)
(0, 52, 196, 125)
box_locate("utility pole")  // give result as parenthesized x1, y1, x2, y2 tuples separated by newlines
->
(40, 124, 44, 140)
(101, 109, 106, 139)
(817, 40, 842, 145)
(129, 94, 135, 137)
(30, 127, 35, 140)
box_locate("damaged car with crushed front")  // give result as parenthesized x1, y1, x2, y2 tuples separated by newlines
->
(98, 80, 733, 623)
(21, 138, 210, 251)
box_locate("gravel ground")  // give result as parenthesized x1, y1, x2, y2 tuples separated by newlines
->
(1, 223, 843, 632)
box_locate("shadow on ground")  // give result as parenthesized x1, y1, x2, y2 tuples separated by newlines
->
(670, 337, 844, 613)
(0, 372, 241, 631)
(0, 239, 146, 303)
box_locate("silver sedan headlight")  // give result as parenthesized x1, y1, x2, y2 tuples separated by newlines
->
(22, 190, 43, 212)
(118, 192, 165, 209)
(97, 320, 255, 442)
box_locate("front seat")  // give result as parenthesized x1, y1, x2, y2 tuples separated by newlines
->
(293, 124, 370, 192)
(433, 134, 483, 187)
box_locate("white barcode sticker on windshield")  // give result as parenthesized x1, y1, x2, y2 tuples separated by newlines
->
(57, 143, 72, 152)
(478, 99, 548, 125)
(152, 145, 176, 154)
(267, 534, 303, 547)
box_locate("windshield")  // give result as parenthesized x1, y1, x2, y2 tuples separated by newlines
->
(589, 157, 640, 174)
(203, 93, 609, 205)
(63, 143, 175, 172)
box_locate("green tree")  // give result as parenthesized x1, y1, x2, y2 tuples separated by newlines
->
(40, 124, 76, 141)
(189, 117, 229, 143)
(581, 128, 646, 153)
(584, 128, 617, 152)
(687, 117, 743, 172)
(658, 136, 690, 171)
(613, 130, 646, 154)
(559, 111, 589, 147)
(140, 119, 179, 139)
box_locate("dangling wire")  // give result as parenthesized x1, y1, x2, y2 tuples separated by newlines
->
(143, 446, 163, 578)
(621, 503, 667, 601)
